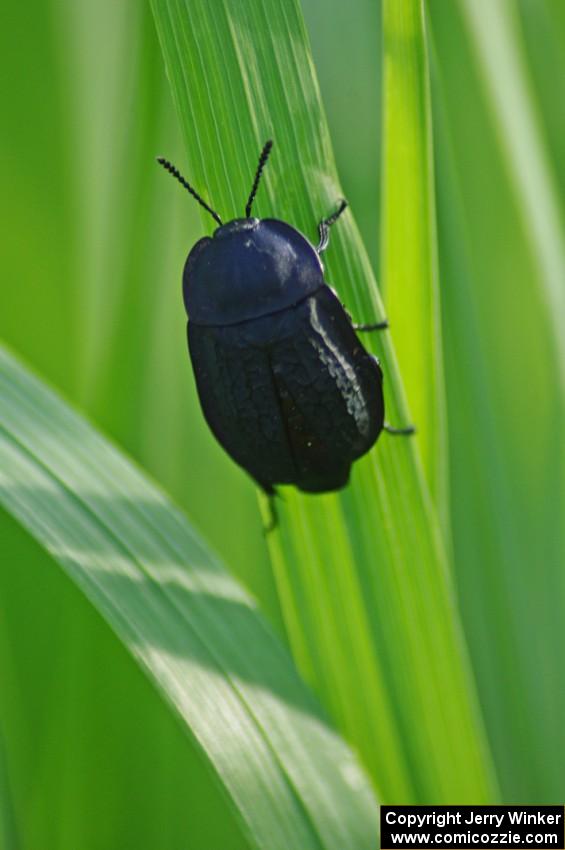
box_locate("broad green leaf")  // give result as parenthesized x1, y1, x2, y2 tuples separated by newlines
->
(0, 509, 252, 849)
(0, 346, 378, 850)
(381, 0, 448, 528)
(150, 0, 496, 802)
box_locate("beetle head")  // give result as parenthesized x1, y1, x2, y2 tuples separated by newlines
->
(158, 141, 324, 326)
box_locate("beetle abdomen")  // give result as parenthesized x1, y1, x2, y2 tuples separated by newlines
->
(188, 286, 384, 494)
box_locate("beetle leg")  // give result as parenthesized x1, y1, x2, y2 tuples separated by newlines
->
(383, 422, 416, 436)
(317, 199, 348, 254)
(259, 485, 279, 534)
(263, 495, 279, 534)
(354, 320, 389, 332)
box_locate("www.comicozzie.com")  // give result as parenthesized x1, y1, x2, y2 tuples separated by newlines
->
(380, 806, 565, 848)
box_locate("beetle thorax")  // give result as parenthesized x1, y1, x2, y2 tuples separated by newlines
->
(183, 218, 325, 326)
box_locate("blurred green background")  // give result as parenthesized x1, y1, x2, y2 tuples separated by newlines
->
(1, 0, 564, 843)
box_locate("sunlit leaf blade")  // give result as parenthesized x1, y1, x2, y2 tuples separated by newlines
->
(381, 0, 448, 528)
(0, 346, 378, 850)
(150, 0, 496, 802)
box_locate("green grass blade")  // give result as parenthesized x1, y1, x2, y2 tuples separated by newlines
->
(0, 730, 19, 850)
(429, 0, 565, 801)
(381, 0, 448, 527)
(0, 346, 378, 850)
(150, 0, 496, 802)
(459, 0, 565, 384)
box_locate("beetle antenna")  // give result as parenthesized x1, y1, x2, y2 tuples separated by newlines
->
(245, 139, 273, 218)
(157, 157, 223, 226)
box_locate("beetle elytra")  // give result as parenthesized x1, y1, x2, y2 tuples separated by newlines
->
(158, 141, 414, 527)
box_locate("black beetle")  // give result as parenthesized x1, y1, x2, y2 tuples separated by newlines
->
(158, 141, 413, 523)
